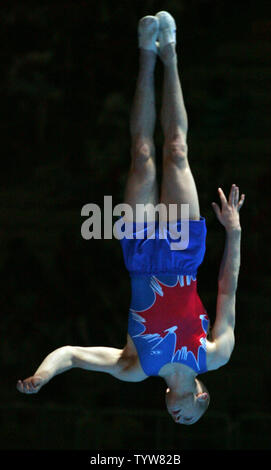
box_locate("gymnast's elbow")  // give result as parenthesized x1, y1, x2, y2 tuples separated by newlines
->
(111, 355, 148, 383)
(219, 343, 235, 369)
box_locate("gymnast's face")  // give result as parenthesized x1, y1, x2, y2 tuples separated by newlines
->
(165, 387, 210, 425)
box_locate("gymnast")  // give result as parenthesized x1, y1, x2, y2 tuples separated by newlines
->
(17, 11, 245, 425)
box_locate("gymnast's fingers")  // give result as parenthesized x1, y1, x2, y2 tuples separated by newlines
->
(234, 185, 239, 206)
(218, 187, 228, 207)
(211, 201, 220, 216)
(237, 194, 245, 211)
(229, 184, 236, 206)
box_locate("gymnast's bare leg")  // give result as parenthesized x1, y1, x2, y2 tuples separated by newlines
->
(123, 19, 159, 221)
(159, 43, 200, 220)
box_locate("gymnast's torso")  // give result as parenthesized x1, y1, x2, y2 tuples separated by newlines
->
(123, 273, 218, 379)
(117, 216, 220, 379)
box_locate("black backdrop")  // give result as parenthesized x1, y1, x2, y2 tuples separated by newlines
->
(1, 0, 271, 452)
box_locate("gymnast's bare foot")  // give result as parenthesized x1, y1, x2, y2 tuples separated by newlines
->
(156, 11, 177, 65)
(16, 373, 49, 394)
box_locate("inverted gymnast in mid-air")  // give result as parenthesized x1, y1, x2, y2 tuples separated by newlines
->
(17, 11, 245, 425)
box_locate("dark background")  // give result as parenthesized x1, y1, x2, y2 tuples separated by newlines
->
(1, 0, 271, 451)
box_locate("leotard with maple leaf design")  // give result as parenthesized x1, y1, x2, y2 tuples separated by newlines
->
(128, 273, 209, 376)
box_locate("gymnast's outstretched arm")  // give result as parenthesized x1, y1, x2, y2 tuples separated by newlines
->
(210, 184, 245, 367)
(16, 345, 143, 394)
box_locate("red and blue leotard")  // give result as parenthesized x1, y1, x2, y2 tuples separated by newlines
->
(128, 274, 209, 376)
(117, 216, 209, 376)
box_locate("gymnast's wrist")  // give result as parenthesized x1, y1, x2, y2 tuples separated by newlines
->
(225, 224, 241, 235)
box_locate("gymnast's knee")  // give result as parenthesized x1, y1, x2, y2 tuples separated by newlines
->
(163, 139, 189, 170)
(162, 129, 188, 166)
(130, 138, 156, 176)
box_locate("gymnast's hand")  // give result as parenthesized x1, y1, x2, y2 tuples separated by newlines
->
(211, 184, 245, 231)
(16, 374, 49, 394)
